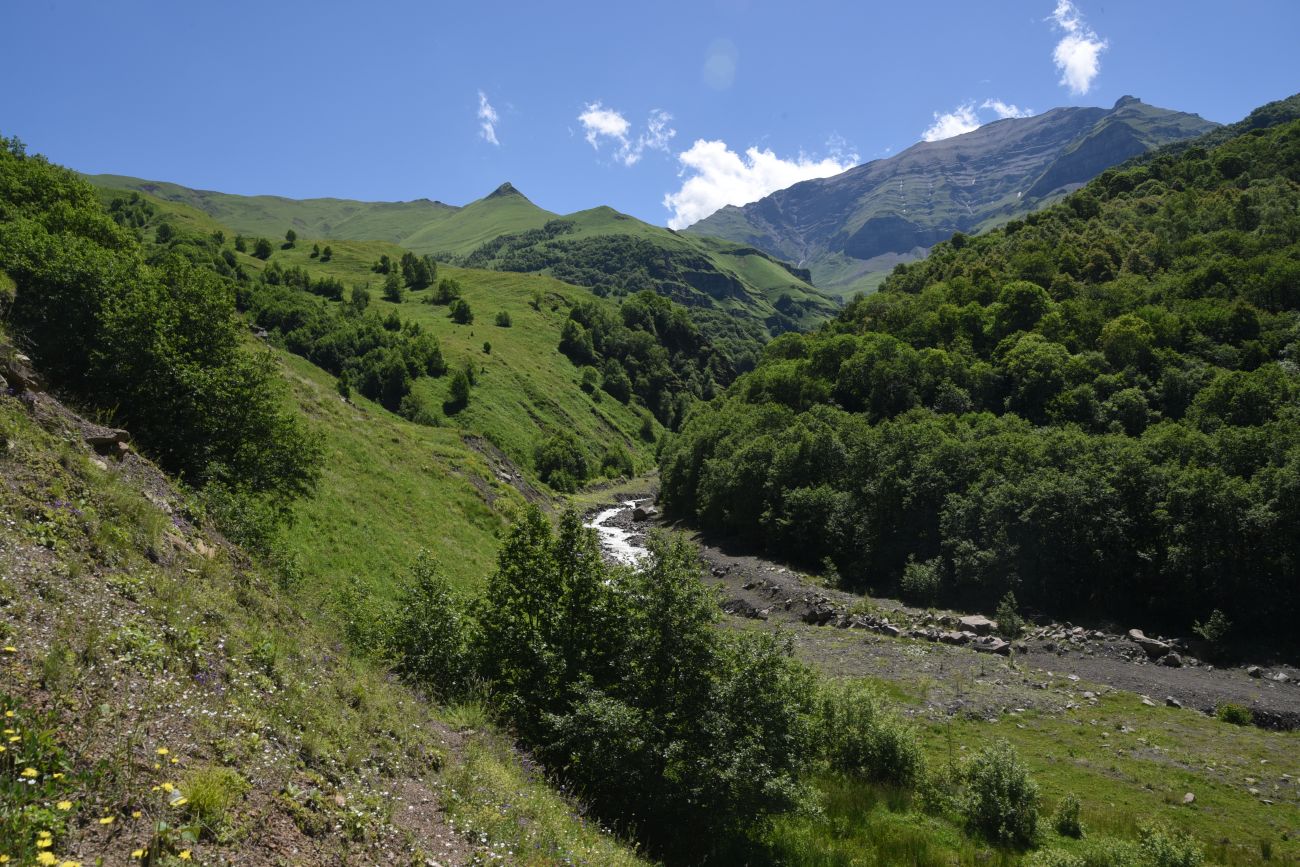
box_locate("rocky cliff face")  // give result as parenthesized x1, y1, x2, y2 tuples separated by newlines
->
(686, 97, 1217, 296)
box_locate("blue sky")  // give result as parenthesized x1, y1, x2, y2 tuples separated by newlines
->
(4, 0, 1297, 227)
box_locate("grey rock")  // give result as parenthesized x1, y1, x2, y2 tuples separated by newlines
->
(960, 614, 998, 636)
(1128, 628, 1173, 659)
(1247, 665, 1263, 678)
(1161, 652, 1183, 668)
(1183, 792, 1195, 804)
(1166, 696, 1183, 708)
(973, 637, 1011, 656)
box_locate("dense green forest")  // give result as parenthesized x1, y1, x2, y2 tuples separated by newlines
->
(662, 99, 1300, 641)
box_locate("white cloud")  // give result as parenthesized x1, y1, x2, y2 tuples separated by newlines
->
(921, 99, 1036, 142)
(663, 140, 857, 229)
(578, 102, 676, 167)
(1049, 0, 1108, 95)
(922, 103, 981, 142)
(982, 98, 1033, 119)
(477, 90, 500, 146)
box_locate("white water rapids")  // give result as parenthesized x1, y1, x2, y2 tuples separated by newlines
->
(585, 499, 650, 565)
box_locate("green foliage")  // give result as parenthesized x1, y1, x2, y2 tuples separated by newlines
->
(475, 510, 817, 859)
(284, 228, 296, 247)
(534, 431, 589, 489)
(320, 244, 332, 262)
(1215, 702, 1253, 726)
(391, 552, 473, 700)
(445, 368, 471, 413)
(382, 270, 403, 303)
(996, 591, 1026, 639)
(182, 766, 249, 836)
(449, 297, 473, 324)
(961, 739, 1039, 846)
(1138, 823, 1204, 867)
(815, 680, 925, 787)
(0, 138, 320, 520)
(660, 114, 1300, 638)
(494, 310, 512, 327)
(1053, 791, 1084, 838)
(1192, 609, 1231, 646)
(253, 236, 273, 259)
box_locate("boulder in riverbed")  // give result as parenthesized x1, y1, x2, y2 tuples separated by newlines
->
(960, 614, 998, 636)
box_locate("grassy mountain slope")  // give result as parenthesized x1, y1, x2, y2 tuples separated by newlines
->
(686, 97, 1219, 297)
(454, 204, 840, 336)
(0, 344, 648, 866)
(84, 174, 840, 339)
(85, 173, 456, 243)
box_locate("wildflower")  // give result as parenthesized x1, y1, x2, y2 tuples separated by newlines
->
(171, 797, 189, 808)
(155, 747, 169, 756)
(160, 782, 174, 793)
(2, 710, 11, 717)
(170, 758, 179, 765)
(36, 838, 52, 849)
(131, 810, 141, 819)
(36, 854, 57, 866)
(51, 773, 64, 779)
(56, 801, 72, 811)
(98, 816, 114, 825)
(20, 767, 38, 778)
(7, 736, 18, 743)
(152, 763, 161, 770)
(3, 646, 16, 653)
(131, 850, 145, 859)
(179, 851, 192, 861)
(3, 728, 13, 734)
(0, 745, 6, 753)
(59, 861, 82, 867)
(0, 855, 9, 863)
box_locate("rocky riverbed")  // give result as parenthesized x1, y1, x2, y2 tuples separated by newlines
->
(586, 497, 1300, 731)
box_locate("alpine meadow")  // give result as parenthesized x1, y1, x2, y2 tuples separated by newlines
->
(2, 3, 1299, 866)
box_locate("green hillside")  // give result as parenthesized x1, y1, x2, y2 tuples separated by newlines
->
(85, 173, 456, 242)
(84, 174, 842, 342)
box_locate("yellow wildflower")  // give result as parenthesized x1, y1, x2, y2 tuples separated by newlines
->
(155, 747, 169, 756)
(51, 773, 63, 779)
(0, 745, 6, 753)
(98, 816, 114, 825)
(170, 758, 179, 765)
(36, 838, 52, 849)
(59, 861, 82, 867)
(171, 797, 189, 808)
(131, 810, 142, 819)
(7, 736, 18, 743)
(179, 852, 192, 861)
(152, 762, 161, 770)
(36, 854, 57, 866)
(3, 709, 11, 716)
(2, 646, 16, 653)
(56, 801, 72, 811)
(0, 855, 10, 863)
(131, 850, 145, 859)
(160, 782, 174, 793)
(3, 728, 14, 734)
(20, 767, 38, 778)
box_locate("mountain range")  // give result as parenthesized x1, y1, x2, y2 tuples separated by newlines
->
(685, 96, 1218, 296)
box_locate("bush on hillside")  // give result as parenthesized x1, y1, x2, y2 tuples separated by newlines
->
(392, 552, 473, 700)
(815, 680, 924, 787)
(962, 739, 1040, 846)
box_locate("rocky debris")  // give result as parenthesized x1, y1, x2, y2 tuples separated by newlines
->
(1128, 628, 1173, 659)
(84, 428, 131, 457)
(1161, 652, 1183, 668)
(940, 631, 974, 646)
(1166, 696, 1183, 709)
(632, 504, 659, 522)
(800, 604, 837, 626)
(960, 614, 998, 636)
(1183, 792, 1196, 805)
(3, 351, 42, 392)
(1248, 665, 1263, 678)
(722, 598, 767, 620)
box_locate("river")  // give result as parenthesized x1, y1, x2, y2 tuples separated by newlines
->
(584, 499, 650, 565)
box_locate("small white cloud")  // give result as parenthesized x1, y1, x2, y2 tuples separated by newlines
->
(981, 99, 1033, 119)
(578, 103, 676, 167)
(922, 103, 981, 142)
(922, 99, 1036, 142)
(663, 140, 857, 229)
(1049, 0, 1108, 95)
(478, 90, 500, 146)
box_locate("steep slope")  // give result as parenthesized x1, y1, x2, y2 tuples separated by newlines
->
(399, 182, 558, 256)
(686, 97, 1217, 296)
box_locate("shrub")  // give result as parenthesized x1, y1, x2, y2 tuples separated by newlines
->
(1138, 823, 1204, 867)
(962, 739, 1039, 846)
(391, 552, 472, 700)
(445, 370, 471, 413)
(1215, 702, 1253, 726)
(1052, 791, 1084, 838)
(996, 591, 1026, 639)
(253, 237, 273, 259)
(900, 557, 941, 604)
(494, 310, 512, 327)
(182, 766, 249, 836)
(535, 431, 590, 489)
(1193, 609, 1231, 646)
(450, 298, 474, 324)
(816, 680, 924, 787)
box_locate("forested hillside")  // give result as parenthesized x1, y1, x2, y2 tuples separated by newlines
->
(662, 98, 1300, 642)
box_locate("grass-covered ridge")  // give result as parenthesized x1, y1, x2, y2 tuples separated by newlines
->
(661, 99, 1300, 643)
